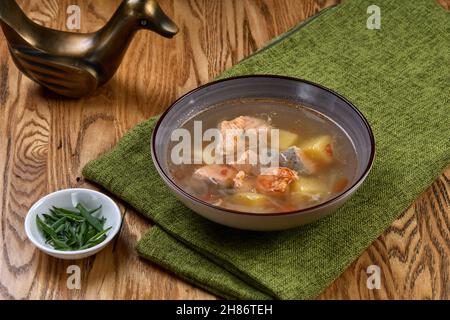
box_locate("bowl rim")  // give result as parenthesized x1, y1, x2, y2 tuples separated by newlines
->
(25, 188, 122, 256)
(151, 75, 376, 217)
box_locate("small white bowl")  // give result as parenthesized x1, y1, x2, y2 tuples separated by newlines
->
(25, 188, 122, 260)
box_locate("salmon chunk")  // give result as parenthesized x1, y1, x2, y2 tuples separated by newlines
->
(219, 116, 270, 133)
(256, 167, 299, 196)
(233, 170, 257, 192)
(233, 170, 247, 189)
(193, 164, 237, 188)
(279, 146, 319, 175)
(219, 116, 270, 157)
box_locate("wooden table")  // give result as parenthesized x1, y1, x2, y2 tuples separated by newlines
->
(1, 0, 449, 300)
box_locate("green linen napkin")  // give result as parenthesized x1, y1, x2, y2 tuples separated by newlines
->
(83, 0, 449, 299)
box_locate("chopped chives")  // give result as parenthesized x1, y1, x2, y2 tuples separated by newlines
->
(36, 203, 110, 251)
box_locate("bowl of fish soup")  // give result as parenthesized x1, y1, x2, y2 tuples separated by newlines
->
(151, 75, 375, 231)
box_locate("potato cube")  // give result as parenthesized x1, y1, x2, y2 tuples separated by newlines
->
(277, 129, 299, 151)
(301, 135, 334, 166)
(291, 178, 329, 195)
(232, 192, 270, 207)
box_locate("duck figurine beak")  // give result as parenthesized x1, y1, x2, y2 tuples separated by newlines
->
(138, 0, 179, 38)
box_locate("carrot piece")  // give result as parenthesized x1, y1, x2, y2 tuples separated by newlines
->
(333, 177, 349, 193)
(172, 169, 185, 180)
(325, 143, 333, 157)
(279, 204, 297, 212)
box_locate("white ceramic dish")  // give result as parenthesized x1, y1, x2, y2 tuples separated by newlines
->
(25, 188, 122, 259)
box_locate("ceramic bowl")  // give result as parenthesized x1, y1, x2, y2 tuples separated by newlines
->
(25, 188, 122, 259)
(151, 75, 375, 231)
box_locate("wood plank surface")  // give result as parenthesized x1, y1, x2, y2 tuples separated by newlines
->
(0, 0, 449, 300)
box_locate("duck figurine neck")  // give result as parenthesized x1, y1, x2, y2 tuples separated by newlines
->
(0, 0, 178, 98)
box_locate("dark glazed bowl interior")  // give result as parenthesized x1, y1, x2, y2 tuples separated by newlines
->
(152, 75, 375, 216)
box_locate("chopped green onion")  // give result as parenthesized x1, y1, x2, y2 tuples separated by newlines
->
(35, 203, 110, 251)
(89, 205, 102, 215)
(76, 203, 104, 232)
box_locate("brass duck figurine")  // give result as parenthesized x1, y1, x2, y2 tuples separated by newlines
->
(0, 0, 178, 98)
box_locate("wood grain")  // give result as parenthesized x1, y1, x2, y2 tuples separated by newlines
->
(0, 0, 449, 300)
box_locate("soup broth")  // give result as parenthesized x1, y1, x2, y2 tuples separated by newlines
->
(168, 98, 357, 213)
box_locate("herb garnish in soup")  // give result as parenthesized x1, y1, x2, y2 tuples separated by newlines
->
(168, 98, 357, 213)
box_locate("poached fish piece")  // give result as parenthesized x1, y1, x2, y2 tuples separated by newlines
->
(193, 164, 237, 188)
(256, 167, 299, 196)
(280, 146, 320, 175)
(219, 116, 271, 156)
